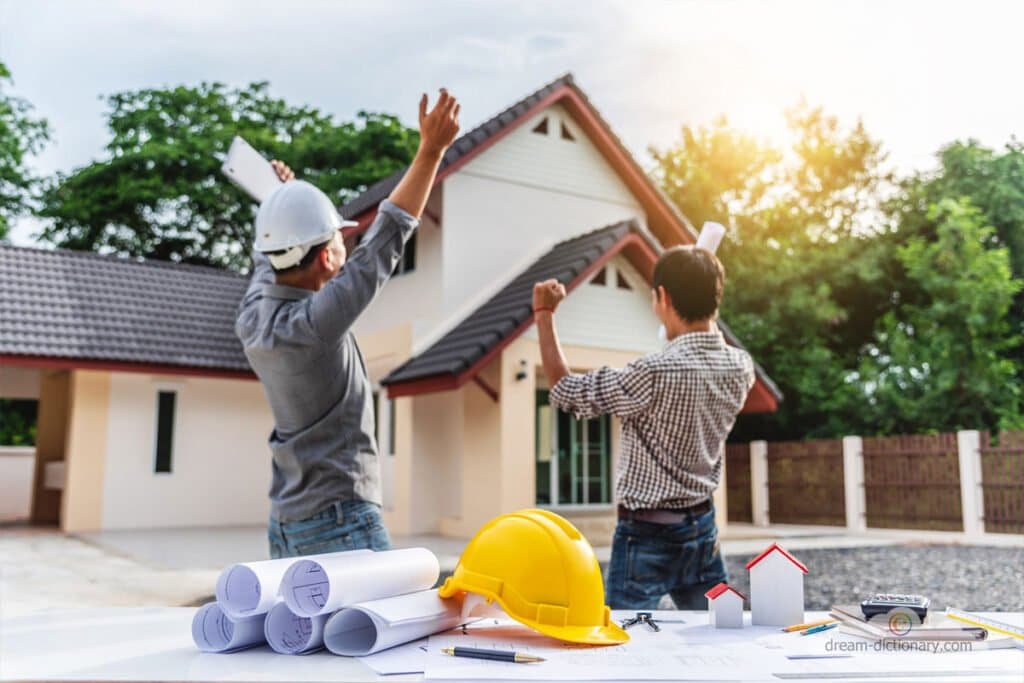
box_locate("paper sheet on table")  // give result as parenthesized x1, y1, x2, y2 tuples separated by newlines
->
(221, 136, 283, 203)
(357, 638, 430, 675)
(191, 603, 266, 653)
(215, 549, 371, 618)
(264, 602, 330, 655)
(281, 547, 439, 617)
(424, 619, 798, 680)
(324, 589, 467, 656)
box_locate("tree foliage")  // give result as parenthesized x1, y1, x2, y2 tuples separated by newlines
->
(0, 61, 50, 240)
(38, 81, 418, 270)
(654, 107, 1022, 439)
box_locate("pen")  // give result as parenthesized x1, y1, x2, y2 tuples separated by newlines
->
(802, 622, 839, 636)
(782, 618, 837, 633)
(441, 646, 546, 663)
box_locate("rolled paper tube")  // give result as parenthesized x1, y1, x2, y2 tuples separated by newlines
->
(696, 221, 726, 254)
(324, 589, 466, 656)
(215, 549, 372, 618)
(264, 601, 330, 655)
(281, 547, 440, 617)
(192, 602, 267, 653)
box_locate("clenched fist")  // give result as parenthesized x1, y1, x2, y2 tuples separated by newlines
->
(533, 279, 567, 313)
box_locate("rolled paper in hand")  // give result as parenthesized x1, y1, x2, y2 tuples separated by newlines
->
(696, 221, 726, 254)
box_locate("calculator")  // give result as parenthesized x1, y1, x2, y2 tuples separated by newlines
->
(860, 594, 930, 620)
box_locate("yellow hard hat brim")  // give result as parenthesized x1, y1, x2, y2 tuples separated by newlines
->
(527, 619, 630, 646)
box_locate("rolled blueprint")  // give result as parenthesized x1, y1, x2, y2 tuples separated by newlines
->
(696, 221, 726, 254)
(324, 589, 465, 656)
(264, 601, 330, 655)
(216, 549, 371, 618)
(281, 547, 439, 617)
(192, 602, 267, 653)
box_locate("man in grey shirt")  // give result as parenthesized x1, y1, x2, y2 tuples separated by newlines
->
(236, 90, 461, 557)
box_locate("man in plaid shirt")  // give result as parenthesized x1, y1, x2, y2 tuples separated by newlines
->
(533, 245, 754, 609)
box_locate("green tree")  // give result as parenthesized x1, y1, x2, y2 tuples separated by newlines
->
(0, 61, 50, 240)
(38, 81, 418, 270)
(652, 104, 893, 439)
(857, 199, 1022, 433)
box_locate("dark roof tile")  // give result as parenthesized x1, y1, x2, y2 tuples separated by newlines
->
(0, 245, 251, 371)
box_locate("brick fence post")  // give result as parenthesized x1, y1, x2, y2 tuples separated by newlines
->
(750, 440, 769, 526)
(842, 436, 867, 532)
(957, 430, 985, 538)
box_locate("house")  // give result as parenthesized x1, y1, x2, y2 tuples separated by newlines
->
(0, 74, 781, 538)
(705, 583, 745, 629)
(747, 542, 808, 626)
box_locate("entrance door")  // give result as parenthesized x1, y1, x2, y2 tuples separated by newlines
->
(535, 390, 611, 507)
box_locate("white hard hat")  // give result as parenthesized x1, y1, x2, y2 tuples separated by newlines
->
(254, 180, 358, 270)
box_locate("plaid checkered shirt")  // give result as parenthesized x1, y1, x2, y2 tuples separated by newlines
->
(549, 329, 755, 510)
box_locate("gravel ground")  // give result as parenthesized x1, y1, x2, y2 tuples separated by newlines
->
(713, 544, 1024, 612)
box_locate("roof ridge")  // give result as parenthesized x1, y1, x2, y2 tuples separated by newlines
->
(0, 243, 248, 279)
(339, 73, 578, 217)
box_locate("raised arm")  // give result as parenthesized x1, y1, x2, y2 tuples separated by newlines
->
(308, 91, 461, 341)
(389, 89, 460, 218)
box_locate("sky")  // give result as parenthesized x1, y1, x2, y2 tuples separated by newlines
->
(1, 0, 1020, 245)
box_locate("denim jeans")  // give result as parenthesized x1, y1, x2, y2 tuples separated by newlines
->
(605, 505, 727, 609)
(268, 500, 392, 558)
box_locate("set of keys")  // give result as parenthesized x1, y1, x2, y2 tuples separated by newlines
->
(620, 611, 662, 632)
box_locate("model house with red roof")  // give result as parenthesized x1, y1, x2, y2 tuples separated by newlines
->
(747, 542, 808, 626)
(705, 583, 746, 629)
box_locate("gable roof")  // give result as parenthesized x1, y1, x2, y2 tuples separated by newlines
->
(0, 244, 253, 377)
(339, 73, 698, 250)
(745, 542, 809, 574)
(382, 221, 782, 413)
(705, 582, 747, 601)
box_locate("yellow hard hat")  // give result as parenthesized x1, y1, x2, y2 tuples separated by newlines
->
(438, 508, 628, 645)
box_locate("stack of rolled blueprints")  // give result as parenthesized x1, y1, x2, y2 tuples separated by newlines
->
(191, 547, 467, 656)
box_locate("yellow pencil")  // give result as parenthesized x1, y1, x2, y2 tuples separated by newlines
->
(781, 618, 838, 633)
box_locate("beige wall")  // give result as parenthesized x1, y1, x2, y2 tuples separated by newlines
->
(31, 370, 71, 524)
(98, 372, 272, 529)
(61, 370, 111, 532)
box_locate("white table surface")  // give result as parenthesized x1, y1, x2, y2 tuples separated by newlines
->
(2, 608, 1022, 682)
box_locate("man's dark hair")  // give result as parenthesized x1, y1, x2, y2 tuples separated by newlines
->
(268, 239, 331, 275)
(651, 246, 725, 321)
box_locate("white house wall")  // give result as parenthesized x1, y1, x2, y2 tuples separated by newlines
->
(100, 373, 273, 529)
(441, 104, 645, 316)
(409, 390, 463, 533)
(353, 192, 444, 345)
(525, 255, 663, 356)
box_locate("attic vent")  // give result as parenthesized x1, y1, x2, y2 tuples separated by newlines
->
(591, 267, 607, 286)
(616, 271, 632, 290)
(532, 117, 549, 135)
(560, 122, 576, 142)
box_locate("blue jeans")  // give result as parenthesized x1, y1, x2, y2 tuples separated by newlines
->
(605, 506, 727, 609)
(268, 500, 392, 558)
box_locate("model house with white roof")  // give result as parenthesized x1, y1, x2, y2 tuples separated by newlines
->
(747, 542, 808, 626)
(705, 583, 746, 629)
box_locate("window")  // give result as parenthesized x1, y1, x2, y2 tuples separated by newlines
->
(590, 267, 607, 286)
(616, 270, 632, 290)
(154, 391, 176, 473)
(560, 121, 576, 142)
(535, 390, 612, 506)
(532, 117, 549, 135)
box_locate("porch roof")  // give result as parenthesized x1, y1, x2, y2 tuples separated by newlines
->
(381, 221, 783, 413)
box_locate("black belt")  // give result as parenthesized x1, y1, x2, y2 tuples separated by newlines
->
(617, 499, 712, 524)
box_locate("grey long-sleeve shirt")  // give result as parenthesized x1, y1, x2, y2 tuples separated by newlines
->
(236, 200, 418, 522)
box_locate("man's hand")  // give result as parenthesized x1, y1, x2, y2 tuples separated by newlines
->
(533, 279, 567, 313)
(271, 160, 295, 183)
(418, 89, 460, 157)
